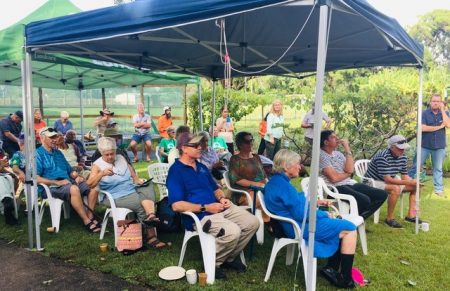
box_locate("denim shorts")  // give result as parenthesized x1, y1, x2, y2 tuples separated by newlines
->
(131, 133, 151, 143)
(48, 180, 90, 201)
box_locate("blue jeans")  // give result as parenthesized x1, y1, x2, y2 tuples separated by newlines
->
(409, 147, 446, 193)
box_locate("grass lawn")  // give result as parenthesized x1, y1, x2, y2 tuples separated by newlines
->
(0, 163, 449, 290)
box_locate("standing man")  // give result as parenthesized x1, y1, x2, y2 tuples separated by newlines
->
(130, 103, 152, 162)
(409, 94, 450, 197)
(167, 132, 259, 279)
(302, 102, 331, 165)
(365, 135, 420, 228)
(319, 130, 388, 220)
(0, 111, 23, 157)
(158, 106, 173, 139)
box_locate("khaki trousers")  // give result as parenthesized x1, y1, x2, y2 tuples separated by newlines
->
(200, 204, 259, 266)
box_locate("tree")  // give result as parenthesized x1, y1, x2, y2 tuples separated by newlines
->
(409, 10, 450, 65)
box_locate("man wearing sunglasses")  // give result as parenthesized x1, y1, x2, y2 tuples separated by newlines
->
(365, 135, 420, 228)
(167, 132, 259, 280)
(35, 127, 100, 233)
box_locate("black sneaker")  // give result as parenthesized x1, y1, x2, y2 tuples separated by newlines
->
(215, 267, 227, 279)
(221, 258, 247, 272)
(404, 216, 423, 224)
(320, 267, 339, 285)
(385, 219, 403, 229)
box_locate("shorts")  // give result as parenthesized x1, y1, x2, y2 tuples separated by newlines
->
(48, 180, 91, 201)
(131, 133, 151, 143)
(372, 180, 405, 192)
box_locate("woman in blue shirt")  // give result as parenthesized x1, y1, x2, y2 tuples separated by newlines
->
(264, 149, 357, 288)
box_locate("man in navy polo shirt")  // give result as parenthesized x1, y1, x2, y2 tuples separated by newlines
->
(409, 94, 450, 197)
(0, 111, 23, 157)
(167, 132, 259, 280)
(36, 127, 100, 233)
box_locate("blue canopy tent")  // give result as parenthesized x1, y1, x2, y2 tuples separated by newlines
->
(23, 0, 424, 289)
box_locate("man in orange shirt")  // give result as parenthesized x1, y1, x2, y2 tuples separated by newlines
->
(157, 106, 173, 138)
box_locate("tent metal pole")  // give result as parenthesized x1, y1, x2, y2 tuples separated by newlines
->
(198, 82, 204, 131)
(79, 90, 85, 146)
(307, 4, 330, 291)
(21, 58, 33, 250)
(211, 81, 216, 134)
(414, 68, 424, 234)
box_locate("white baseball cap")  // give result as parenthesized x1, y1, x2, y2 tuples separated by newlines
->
(388, 135, 410, 150)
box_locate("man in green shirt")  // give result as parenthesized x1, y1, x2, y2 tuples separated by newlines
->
(158, 126, 176, 163)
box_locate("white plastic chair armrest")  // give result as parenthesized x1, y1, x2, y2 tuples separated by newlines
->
(326, 185, 360, 216)
(181, 211, 203, 232)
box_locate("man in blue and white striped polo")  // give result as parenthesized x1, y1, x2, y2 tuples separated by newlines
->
(365, 135, 419, 228)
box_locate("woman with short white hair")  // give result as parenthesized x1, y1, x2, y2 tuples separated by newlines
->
(87, 137, 166, 249)
(264, 149, 358, 288)
(54, 110, 73, 135)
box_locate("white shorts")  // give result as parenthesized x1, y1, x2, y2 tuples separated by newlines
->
(372, 180, 405, 192)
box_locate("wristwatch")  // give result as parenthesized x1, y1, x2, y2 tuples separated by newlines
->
(200, 204, 206, 212)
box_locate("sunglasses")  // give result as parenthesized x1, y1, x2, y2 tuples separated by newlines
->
(395, 140, 407, 145)
(185, 142, 201, 148)
(41, 128, 56, 134)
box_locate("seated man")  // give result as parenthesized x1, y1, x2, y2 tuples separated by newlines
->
(319, 130, 388, 220)
(55, 133, 90, 179)
(36, 127, 100, 233)
(209, 126, 232, 166)
(167, 125, 190, 166)
(1, 155, 18, 225)
(365, 135, 420, 228)
(65, 130, 87, 157)
(167, 132, 259, 279)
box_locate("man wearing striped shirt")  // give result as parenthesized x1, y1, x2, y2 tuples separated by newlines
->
(365, 135, 419, 228)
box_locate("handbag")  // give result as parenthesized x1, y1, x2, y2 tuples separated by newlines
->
(116, 219, 143, 252)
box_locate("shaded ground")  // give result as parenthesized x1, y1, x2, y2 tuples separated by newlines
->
(0, 239, 154, 291)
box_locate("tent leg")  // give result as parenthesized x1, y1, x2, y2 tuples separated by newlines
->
(211, 81, 216, 134)
(414, 68, 424, 234)
(307, 4, 330, 291)
(79, 90, 85, 148)
(198, 82, 203, 131)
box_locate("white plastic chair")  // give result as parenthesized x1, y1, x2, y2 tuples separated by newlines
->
(154, 146, 162, 163)
(354, 159, 403, 224)
(223, 170, 264, 245)
(147, 163, 170, 201)
(257, 191, 316, 284)
(301, 177, 368, 256)
(178, 211, 246, 285)
(99, 190, 133, 248)
(39, 184, 71, 233)
(0, 174, 19, 219)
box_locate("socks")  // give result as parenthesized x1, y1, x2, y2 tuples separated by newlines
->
(340, 254, 355, 283)
(326, 249, 341, 271)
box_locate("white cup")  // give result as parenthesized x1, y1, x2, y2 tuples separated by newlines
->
(186, 269, 197, 285)
(420, 222, 430, 232)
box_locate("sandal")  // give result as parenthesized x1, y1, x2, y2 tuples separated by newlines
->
(147, 237, 167, 249)
(143, 213, 160, 227)
(84, 220, 101, 233)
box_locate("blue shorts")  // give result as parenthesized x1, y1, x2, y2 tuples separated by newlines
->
(132, 133, 151, 143)
(45, 180, 90, 201)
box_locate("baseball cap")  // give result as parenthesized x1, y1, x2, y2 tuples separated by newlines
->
(388, 135, 410, 150)
(39, 127, 58, 138)
(15, 110, 23, 120)
(163, 106, 171, 113)
(176, 132, 204, 150)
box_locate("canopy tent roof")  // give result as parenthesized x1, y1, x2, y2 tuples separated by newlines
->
(0, 53, 199, 90)
(25, 0, 423, 79)
(0, 0, 198, 89)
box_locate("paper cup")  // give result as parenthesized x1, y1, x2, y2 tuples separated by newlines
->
(198, 272, 207, 287)
(420, 222, 429, 232)
(186, 269, 197, 285)
(99, 243, 109, 252)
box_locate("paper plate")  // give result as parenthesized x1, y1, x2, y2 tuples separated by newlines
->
(159, 266, 186, 281)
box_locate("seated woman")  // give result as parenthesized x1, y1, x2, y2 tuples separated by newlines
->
(198, 131, 226, 181)
(87, 137, 166, 249)
(1, 154, 18, 225)
(209, 126, 232, 166)
(55, 133, 90, 179)
(264, 149, 357, 288)
(228, 131, 268, 221)
(158, 125, 176, 163)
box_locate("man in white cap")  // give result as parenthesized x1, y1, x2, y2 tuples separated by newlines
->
(35, 127, 100, 233)
(365, 135, 420, 228)
(157, 106, 173, 138)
